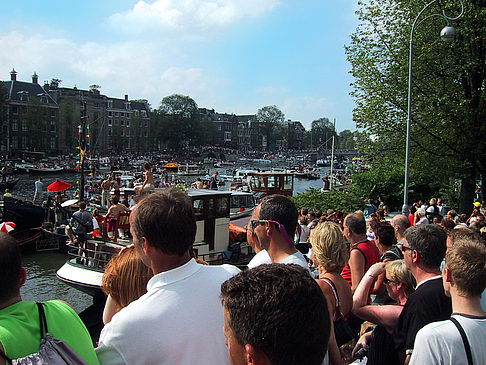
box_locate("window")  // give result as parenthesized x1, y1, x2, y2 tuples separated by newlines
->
(41, 96, 48, 104)
(126, 113, 130, 119)
(144, 130, 148, 137)
(126, 129, 130, 137)
(224, 131, 231, 141)
(121, 120, 125, 126)
(50, 137, 56, 149)
(134, 110, 139, 116)
(126, 120, 130, 127)
(144, 121, 148, 128)
(50, 122, 56, 132)
(114, 112, 119, 117)
(12, 106, 18, 115)
(21, 136, 28, 148)
(11, 136, 18, 148)
(120, 112, 125, 117)
(20, 94, 28, 102)
(125, 102, 131, 110)
(12, 119, 18, 131)
(22, 121, 27, 132)
(108, 111, 112, 117)
(94, 103, 99, 108)
(107, 100, 113, 108)
(141, 110, 147, 117)
(121, 129, 125, 137)
(50, 109, 56, 117)
(115, 120, 119, 126)
(108, 119, 112, 126)
(108, 128, 112, 136)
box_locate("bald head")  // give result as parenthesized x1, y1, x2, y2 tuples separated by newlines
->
(391, 214, 410, 242)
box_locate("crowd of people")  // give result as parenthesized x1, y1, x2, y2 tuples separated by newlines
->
(0, 190, 485, 365)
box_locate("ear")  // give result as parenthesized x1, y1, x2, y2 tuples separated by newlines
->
(142, 237, 151, 256)
(444, 267, 452, 283)
(245, 344, 268, 365)
(19, 267, 27, 288)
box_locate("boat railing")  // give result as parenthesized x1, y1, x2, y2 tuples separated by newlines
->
(66, 239, 126, 270)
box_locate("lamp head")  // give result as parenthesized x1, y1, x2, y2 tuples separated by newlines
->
(440, 25, 456, 42)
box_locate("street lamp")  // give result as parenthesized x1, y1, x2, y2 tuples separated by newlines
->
(402, 0, 464, 216)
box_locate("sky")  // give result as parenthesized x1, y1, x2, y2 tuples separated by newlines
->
(0, 1, 359, 132)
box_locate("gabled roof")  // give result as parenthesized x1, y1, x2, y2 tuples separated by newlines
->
(2, 80, 57, 106)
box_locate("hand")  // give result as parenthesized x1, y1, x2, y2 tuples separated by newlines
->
(351, 331, 371, 359)
(367, 262, 385, 278)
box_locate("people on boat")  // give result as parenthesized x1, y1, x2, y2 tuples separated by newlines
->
(209, 171, 219, 190)
(221, 264, 331, 365)
(246, 194, 309, 271)
(310, 221, 353, 365)
(101, 246, 153, 324)
(3, 189, 11, 198)
(32, 177, 43, 205)
(112, 177, 121, 200)
(0, 232, 99, 364)
(96, 189, 240, 364)
(134, 162, 154, 195)
(191, 177, 203, 189)
(101, 175, 112, 208)
(321, 175, 330, 191)
(105, 196, 130, 239)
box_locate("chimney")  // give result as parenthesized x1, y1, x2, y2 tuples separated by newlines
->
(10, 68, 17, 81)
(32, 72, 38, 84)
(124, 94, 128, 101)
(43, 81, 50, 92)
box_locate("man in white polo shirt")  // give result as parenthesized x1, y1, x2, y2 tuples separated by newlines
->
(96, 190, 240, 364)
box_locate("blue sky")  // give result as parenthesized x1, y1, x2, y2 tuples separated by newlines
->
(0, 1, 359, 131)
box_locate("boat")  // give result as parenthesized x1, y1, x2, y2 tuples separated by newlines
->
(3, 196, 47, 231)
(175, 164, 208, 176)
(248, 171, 294, 198)
(230, 191, 257, 220)
(56, 189, 254, 296)
(16, 163, 64, 174)
(0, 177, 20, 190)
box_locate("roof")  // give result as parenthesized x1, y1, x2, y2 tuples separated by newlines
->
(2, 80, 57, 106)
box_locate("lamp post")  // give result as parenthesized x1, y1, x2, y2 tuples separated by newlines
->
(402, 0, 464, 216)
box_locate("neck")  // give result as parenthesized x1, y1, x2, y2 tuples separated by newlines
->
(267, 239, 297, 263)
(0, 296, 21, 311)
(413, 267, 441, 285)
(451, 289, 486, 317)
(350, 234, 367, 245)
(318, 268, 339, 279)
(151, 252, 192, 275)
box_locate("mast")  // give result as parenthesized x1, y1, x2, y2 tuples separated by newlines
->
(79, 102, 87, 201)
(329, 118, 336, 191)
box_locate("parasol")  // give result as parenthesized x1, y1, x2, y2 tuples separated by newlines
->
(47, 180, 72, 192)
(0, 221, 16, 233)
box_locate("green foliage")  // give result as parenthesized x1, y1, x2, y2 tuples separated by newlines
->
(292, 188, 365, 215)
(255, 105, 285, 151)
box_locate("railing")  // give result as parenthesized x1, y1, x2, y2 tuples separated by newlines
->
(66, 239, 126, 270)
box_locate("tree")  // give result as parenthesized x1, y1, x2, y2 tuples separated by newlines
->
(310, 117, 335, 150)
(157, 94, 200, 150)
(346, 0, 486, 213)
(337, 130, 357, 149)
(255, 105, 285, 151)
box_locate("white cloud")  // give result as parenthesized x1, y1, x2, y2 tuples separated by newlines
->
(108, 0, 280, 33)
(281, 96, 336, 129)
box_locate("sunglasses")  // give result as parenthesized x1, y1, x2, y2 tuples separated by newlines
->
(400, 244, 414, 253)
(383, 277, 394, 285)
(247, 219, 294, 245)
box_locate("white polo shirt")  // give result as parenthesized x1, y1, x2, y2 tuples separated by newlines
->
(96, 259, 240, 365)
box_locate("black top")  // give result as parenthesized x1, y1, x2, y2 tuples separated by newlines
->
(393, 277, 452, 364)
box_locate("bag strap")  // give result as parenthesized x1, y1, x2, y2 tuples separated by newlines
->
(321, 277, 344, 318)
(450, 317, 473, 365)
(0, 347, 12, 364)
(36, 302, 48, 340)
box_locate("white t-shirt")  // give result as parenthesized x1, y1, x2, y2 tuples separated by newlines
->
(481, 289, 486, 312)
(247, 250, 272, 269)
(410, 313, 486, 365)
(278, 250, 311, 272)
(96, 259, 240, 365)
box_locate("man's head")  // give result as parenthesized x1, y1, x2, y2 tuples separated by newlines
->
(249, 195, 298, 250)
(403, 224, 447, 271)
(343, 213, 367, 243)
(130, 190, 196, 261)
(221, 264, 330, 365)
(374, 222, 397, 248)
(443, 238, 486, 298)
(0, 232, 26, 303)
(79, 201, 87, 210)
(391, 214, 410, 241)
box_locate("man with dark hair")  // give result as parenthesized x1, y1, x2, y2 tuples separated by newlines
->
(410, 238, 486, 364)
(221, 264, 331, 365)
(246, 194, 308, 270)
(391, 214, 410, 245)
(393, 224, 452, 364)
(341, 213, 380, 293)
(96, 189, 240, 364)
(0, 233, 98, 364)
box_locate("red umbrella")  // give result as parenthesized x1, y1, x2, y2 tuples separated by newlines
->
(47, 180, 72, 192)
(0, 221, 16, 233)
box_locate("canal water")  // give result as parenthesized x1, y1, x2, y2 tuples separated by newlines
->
(13, 169, 327, 316)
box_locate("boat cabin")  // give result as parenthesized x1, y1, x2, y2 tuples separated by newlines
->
(248, 172, 294, 198)
(230, 191, 256, 220)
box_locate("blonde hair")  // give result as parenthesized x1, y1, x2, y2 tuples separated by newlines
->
(101, 248, 153, 308)
(310, 221, 349, 273)
(385, 259, 416, 297)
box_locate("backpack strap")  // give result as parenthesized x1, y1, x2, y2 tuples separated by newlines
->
(36, 302, 48, 340)
(320, 277, 344, 318)
(450, 317, 473, 365)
